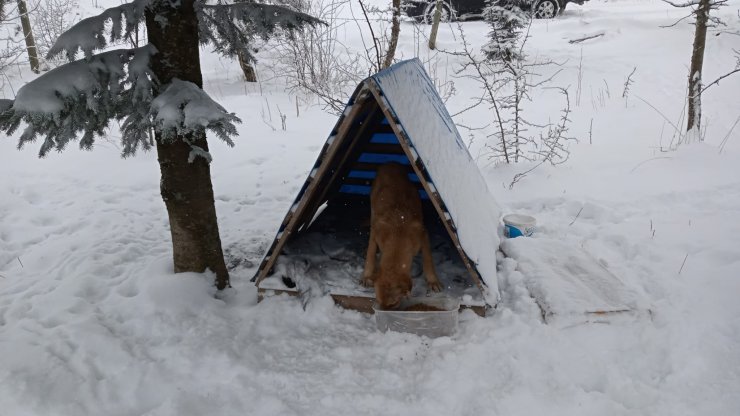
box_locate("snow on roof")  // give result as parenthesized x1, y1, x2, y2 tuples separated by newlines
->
(370, 59, 502, 303)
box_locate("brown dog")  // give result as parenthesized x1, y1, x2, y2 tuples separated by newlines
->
(362, 163, 442, 309)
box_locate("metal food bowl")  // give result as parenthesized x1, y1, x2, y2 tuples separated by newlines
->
(373, 296, 460, 337)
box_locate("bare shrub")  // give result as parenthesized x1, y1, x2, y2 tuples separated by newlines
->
(270, 0, 416, 113)
(31, 0, 80, 67)
(270, 0, 368, 114)
(0, 2, 28, 74)
(448, 20, 573, 167)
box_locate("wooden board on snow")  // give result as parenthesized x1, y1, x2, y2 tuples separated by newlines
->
(500, 237, 651, 326)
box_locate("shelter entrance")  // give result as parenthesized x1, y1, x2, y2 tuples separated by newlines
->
(257, 97, 484, 312)
(260, 193, 484, 313)
(254, 59, 502, 316)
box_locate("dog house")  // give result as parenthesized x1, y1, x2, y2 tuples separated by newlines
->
(253, 59, 502, 315)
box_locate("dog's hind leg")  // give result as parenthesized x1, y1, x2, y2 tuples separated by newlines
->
(421, 230, 442, 292)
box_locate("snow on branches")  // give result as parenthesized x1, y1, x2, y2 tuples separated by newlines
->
(0, 0, 318, 159)
(197, 1, 322, 64)
(483, 1, 530, 63)
(46, 0, 319, 64)
(0, 46, 155, 157)
(149, 79, 240, 150)
(0, 45, 240, 158)
(47, 0, 149, 60)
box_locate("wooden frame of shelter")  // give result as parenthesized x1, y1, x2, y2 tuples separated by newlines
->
(253, 59, 501, 316)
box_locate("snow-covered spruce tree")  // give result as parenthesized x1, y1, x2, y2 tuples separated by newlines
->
(0, 0, 318, 290)
(482, 1, 532, 163)
(457, 5, 571, 169)
(484, 0, 529, 64)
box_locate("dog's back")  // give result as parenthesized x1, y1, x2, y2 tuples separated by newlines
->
(371, 163, 422, 231)
(364, 163, 440, 309)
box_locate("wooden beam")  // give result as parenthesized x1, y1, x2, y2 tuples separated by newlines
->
(362, 142, 406, 154)
(296, 101, 384, 229)
(257, 288, 486, 317)
(255, 88, 372, 284)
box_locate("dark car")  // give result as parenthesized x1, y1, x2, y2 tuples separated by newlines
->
(404, 0, 588, 23)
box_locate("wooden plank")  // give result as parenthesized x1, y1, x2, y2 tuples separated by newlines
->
(373, 124, 396, 134)
(349, 161, 411, 171)
(297, 102, 384, 228)
(500, 237, 651, 326)
(257, 288, 486, 317)
(366, 81, 490, 304)
(362, 143, 406, 154)
(341, 177, 373, 187)
(255, 88, 372, 284)
(341, 177, 425, 189)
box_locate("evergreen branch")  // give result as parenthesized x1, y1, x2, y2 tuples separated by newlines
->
(1, 44, 240, 158)
(0, 46, 157, 157)
(200, 1, 322, 28)
(198, 1, 322, 63)
(149, 79, 241, 148)
(47, 0, 149, 60)
(47, 0, 320, 65)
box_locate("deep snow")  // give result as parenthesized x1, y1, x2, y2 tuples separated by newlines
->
(1, 0, 740, 415)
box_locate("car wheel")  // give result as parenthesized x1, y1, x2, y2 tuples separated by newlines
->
(532, 0, 560, 19)
(423, 1, 455, 25)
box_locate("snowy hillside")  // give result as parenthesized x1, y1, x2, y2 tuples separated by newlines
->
(1, 0, 740, 415)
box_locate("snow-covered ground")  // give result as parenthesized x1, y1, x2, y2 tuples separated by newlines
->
(2, 0, 740, 414)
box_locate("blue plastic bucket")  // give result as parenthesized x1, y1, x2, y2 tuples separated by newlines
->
(503, 214, 536, 238)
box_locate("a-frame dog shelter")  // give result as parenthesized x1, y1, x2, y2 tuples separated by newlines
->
(253, 59, 502, 316)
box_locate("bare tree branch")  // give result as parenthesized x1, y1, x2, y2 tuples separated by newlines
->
(568, 32, 604, 44)
(699, 67, 740, 94)
(357, 0, 381, 71)
(663, 0, 701, 7)
(659, 13, 693, 28)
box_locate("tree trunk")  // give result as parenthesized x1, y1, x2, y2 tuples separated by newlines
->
(428, 0, 443, 50)
(383, 0, 401, 68)
(687, 0, 709, 134)
(145, 0, 230, 289)
(237, 49, 257, 82)
(16, 0, 39, 73)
